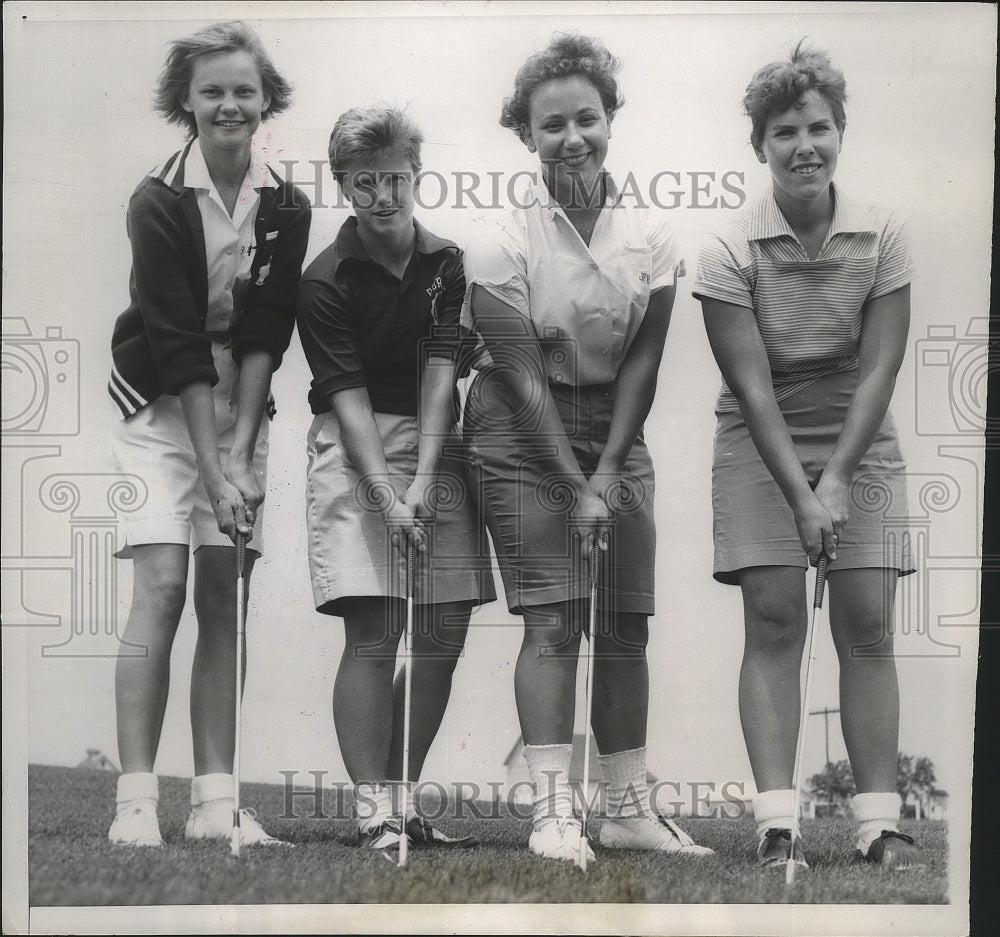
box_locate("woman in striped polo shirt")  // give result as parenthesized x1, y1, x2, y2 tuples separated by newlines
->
(693, 42, 922, 870)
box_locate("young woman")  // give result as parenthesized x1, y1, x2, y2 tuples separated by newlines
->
(108, 21, 311, 846)
(462, 33, 713, 861)
(297, 106, 494, 852)
(693, 42, 922, 870)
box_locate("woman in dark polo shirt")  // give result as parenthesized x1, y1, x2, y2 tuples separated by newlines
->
(296, 105, 494, 852)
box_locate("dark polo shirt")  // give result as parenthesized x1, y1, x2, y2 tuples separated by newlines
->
(297, 216, 466, 416)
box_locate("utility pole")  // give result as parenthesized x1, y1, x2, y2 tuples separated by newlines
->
(809, 707, 841, 766)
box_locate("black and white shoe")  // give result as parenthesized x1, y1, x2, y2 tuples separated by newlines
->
(357, 818, 405, 851)
(854, 830, 925, 870)
(757, 827, 808, 869)
(405, 815, 478, 848)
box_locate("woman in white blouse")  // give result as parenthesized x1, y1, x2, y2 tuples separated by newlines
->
(462, 32, 713, 862)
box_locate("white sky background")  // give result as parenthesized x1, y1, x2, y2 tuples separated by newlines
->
(2, 1, 994, 931)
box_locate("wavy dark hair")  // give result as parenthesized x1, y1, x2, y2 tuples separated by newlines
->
(153, 21, 293, 139)
(743, 40, 847, 151)
(500, 33, 624, 142)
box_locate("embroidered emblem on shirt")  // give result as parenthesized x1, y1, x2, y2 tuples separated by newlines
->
(426, 275, 445, 324)
(639, 271, 651, 284)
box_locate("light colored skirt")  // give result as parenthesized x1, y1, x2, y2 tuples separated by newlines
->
(305, 410, 496, 616)
(712, 370, 915, 584)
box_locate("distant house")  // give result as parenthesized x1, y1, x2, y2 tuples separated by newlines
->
(903, 789, 948, 820)
(502, 734, 659, 808)
(76, 748, 118, 772)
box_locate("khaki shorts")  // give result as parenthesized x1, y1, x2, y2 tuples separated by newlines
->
(463, 369, 656, 615)
(712, 370, 915, 584)
(111, 341, 268, 557)
(305, 410, 496, 616)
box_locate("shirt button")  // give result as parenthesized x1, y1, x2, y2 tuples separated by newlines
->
(598, 309, 608, 317)
(590, 263, 599, 271)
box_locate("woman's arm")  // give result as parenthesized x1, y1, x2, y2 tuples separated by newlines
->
(701, 297, 838, 563)
(179, 381, 250, 543)
(592, 283, 675, 483)
(814, 285, 910, 533)
(471, 284, 611, 553)
(404, 356, 457, 519)
(330, 387, 425, 553)
(223, 348, 276, 527)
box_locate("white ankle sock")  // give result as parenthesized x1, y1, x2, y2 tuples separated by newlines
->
(597, 746, 650, 819)
(354, 783, 393, 832)
(523, 743, 574, 826)
(395, 780, 418, 823)
(190, 773, 234, 808)
(852, 791, 902, 851)
(753, 788, 796, 841)
(115, 772, 158, 811)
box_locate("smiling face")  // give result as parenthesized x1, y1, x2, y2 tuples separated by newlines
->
(523, 74, 611, 206)
(182, 50, 269, 157)
(756, 89, 842, 210)
(341, 148, 417, 244)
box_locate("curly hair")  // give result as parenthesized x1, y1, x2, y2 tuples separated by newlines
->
(499, 33, 624, 142)
(153, 21, 293, 139)
(743, 40, 847, 151)
(327, 105, 423, 185)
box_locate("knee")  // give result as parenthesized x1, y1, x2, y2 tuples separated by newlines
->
(831, 605, 893, 653)
(133, 566, 188, 622)
(599, 614, 648, 654)
(743, 602, 805, 655)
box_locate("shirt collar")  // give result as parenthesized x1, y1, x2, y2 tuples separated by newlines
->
(183, 140, 274, 193)
(529, 171, 623, 218)
(748, 182, 877, 241)
(329, 216, 456, 274)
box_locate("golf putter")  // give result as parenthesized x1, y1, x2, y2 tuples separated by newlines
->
(578, 542, 600, 872)
(786, 550, 830, 885)
(230, 532, 246, 859)
(398, 540, 415, 869)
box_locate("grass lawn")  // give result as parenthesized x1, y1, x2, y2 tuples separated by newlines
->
(29, 764, 949, 907)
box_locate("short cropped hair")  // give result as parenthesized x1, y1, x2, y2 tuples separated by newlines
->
(743, 40, 847, 151)
(500, 33, 624, 143)
(328, 106, 423, 185)
(153, 21, 293, 139)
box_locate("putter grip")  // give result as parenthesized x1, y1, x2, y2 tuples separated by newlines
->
(236, 533, 246, 578)
(590, 544, 600, 589)
(406, 540, 414, 593)
(813, 553, 829, 609)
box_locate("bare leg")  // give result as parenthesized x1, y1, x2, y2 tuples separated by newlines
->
(190, 545, 256, 776)
(828, 568, 900, 792)
(590, 612, 649, 754)
(333, 596, 403, 783)
(515, 601, 583, 744)
(388, 601, 472, 781)
(115, 544, 189, 773)
(737, 566, 809, 792)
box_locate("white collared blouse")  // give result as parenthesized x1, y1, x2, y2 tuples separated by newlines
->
(461, 176, 682, 387)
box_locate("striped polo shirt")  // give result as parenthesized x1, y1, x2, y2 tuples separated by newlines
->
(693, 184, 912, 413)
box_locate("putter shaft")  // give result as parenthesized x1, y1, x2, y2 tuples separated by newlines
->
(786, 553, 829, 885)
(231, 533, 246, 858)
(398, 540, 415, 868)
(579, 543, 600, 871)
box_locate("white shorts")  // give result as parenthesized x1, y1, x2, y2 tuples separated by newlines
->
(111, 341, 269, 557)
